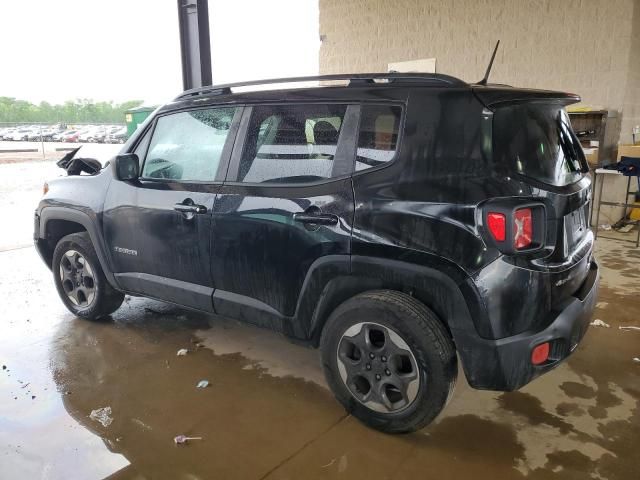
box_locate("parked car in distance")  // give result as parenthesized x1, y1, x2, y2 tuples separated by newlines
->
(88, 128, 107, 143)
(0, 128, 15, 140)
(41, 126, 65, 141)
(60, 130, 81, 143)
(27, 128, 45, 141)
(5, 128, 32, 141)
(106, 126, 127, 143)
(76, 130, 90, 143)
(35, 73, 599, 434)
(52, 129, 73, 142)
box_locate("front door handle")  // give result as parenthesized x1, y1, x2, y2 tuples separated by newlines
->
(174, 199, 207, 215)
(293, 212, 339, 226)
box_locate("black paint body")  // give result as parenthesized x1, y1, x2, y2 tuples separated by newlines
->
(35, 77, 599, 391)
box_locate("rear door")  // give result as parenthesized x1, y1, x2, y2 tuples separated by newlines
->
(210, 103, 357, 323)
(103, 106, 241, 311)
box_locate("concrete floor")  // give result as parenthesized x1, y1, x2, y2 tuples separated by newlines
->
(1, 160, 639, 480)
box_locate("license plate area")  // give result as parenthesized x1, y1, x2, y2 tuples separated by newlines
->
(565, 202, 589, 250)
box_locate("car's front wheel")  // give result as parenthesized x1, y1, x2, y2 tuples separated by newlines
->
(52, 232, 124, 320)
(321, 290, 457, 433)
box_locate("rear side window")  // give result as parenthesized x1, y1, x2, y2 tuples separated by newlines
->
(356, 105, 402, 171)
(493, 105, 587, 186)
(141, 107, 236, 182)
(236, 104, 347, 184)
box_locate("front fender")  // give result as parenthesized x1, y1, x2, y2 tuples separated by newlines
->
(37, 206, 119, 289)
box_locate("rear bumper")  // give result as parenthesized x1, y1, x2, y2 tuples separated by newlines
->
(461, 259, 599, 391)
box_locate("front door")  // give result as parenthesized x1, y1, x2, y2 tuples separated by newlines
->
(211, 103, 357, 326)
(103, 105, 241, 311)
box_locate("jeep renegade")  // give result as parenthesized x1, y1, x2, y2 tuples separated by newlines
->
(35, 73, 599, 433)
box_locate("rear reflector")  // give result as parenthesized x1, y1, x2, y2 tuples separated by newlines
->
(531, 342, 550, 365)
(514, 208, 533, 249)
(487, 212, 506, 242)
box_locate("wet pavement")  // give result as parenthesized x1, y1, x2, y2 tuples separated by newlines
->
(1, 161, 639, 479)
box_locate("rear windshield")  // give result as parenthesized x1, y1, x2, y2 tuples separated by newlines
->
(493, 104, 587, 186)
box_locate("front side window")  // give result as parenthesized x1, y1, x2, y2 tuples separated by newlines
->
(141, 107, 236, 181)
(236, 104, 347, 184)
(356, 105, 402, 171)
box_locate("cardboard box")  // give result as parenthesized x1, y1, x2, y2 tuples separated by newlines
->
(584, 147, 599, 167)
(388, 58, 436, 73)
(617, 144, 640, 160)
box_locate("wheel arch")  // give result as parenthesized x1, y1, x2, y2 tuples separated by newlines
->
(37, 207, 119, 289)
(39, 219, 86, 265)
(306, 254, 479, 350)
(302, 254, 486, 391)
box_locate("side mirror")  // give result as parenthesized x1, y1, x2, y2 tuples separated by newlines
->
(114, 153, 139, 181)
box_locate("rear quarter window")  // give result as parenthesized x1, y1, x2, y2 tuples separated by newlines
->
(356, 105, 402, 171)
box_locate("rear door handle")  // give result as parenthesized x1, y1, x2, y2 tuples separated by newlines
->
(293, 212, 339, 225)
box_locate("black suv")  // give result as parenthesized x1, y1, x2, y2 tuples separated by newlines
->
(35, 73, 599, 433)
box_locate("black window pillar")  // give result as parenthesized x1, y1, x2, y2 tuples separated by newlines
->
(177, 0, 213, 91)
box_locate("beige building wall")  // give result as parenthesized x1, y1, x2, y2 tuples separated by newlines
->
(319, 0, 640, 146)
(622, 1, 640, 144)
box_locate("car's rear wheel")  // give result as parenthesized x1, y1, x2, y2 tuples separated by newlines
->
(53, 232, 124, 320)
(321, 290, 457, 433)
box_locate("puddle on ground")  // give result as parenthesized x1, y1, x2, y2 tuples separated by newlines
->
(1, 239, 639, 479)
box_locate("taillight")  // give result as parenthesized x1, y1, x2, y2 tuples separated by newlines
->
(484, 203, 544, 254)
(487, 213, 506, 242)
(514, 208, 533, 249)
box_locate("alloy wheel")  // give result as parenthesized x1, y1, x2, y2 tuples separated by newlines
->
(59, 250, 97, 307)
(336, 322, 420, 413)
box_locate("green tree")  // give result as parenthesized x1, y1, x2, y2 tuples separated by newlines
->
(0, 97, 144, 124)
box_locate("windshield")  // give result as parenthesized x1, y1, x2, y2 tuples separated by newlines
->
(493, 104, 587, 186)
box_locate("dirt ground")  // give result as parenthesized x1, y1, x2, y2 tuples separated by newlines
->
(0, 159, 639, 480)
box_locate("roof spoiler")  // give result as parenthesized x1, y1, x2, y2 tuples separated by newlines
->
(473, 87, 581, 109)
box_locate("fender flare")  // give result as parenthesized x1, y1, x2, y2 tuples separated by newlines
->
(38, 206, 119, 289)
(298, 253, 479, 342)
(295, 253, 486, 387)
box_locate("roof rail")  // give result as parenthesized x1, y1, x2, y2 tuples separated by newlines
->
(174, 72, 466, 100)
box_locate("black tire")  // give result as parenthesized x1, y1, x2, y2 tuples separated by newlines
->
(320, 290, 457, 433)
(52, 232, 124, 320)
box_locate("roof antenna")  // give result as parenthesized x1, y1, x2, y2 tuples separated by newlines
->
(477, 40, 500, 85)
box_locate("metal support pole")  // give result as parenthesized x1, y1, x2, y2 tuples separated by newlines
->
(594, 172, 604, 239)
(40, 125, 46, 159)
(177, 0, 212, 91)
